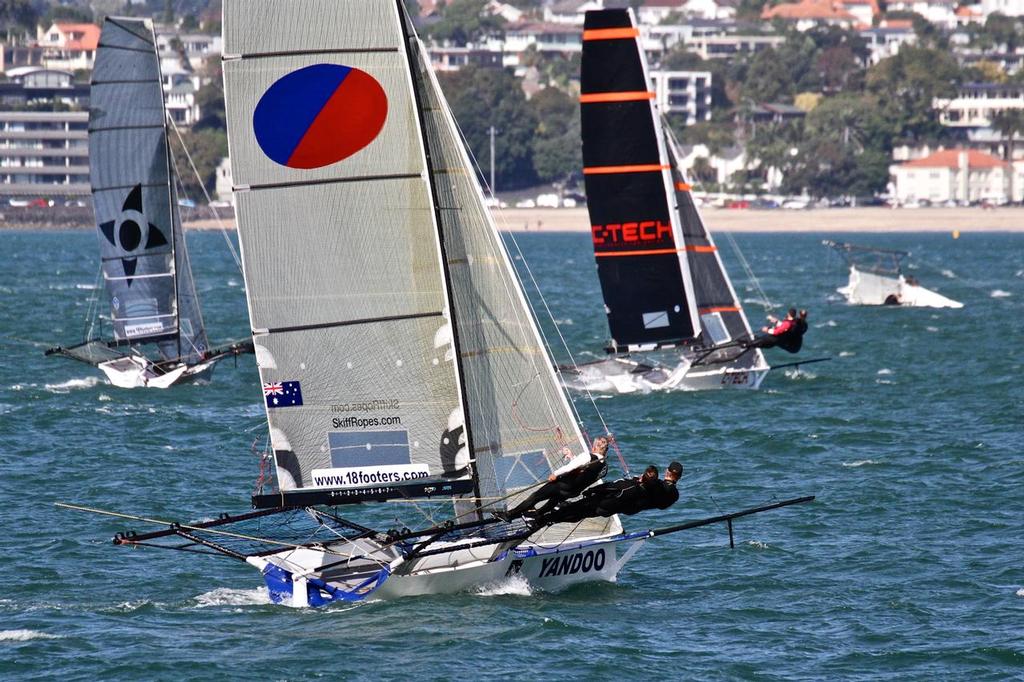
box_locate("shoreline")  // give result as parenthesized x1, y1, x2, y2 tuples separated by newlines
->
(2, 206, 1024, 232)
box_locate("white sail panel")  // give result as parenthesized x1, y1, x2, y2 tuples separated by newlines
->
(237, 179, 441, 329)
(223, 0, 470, 500)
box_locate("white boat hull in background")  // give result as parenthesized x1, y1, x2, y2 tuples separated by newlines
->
(98, 355, 217, 388)
(838, 267, 963, 308)
(560, 355, 769, 393)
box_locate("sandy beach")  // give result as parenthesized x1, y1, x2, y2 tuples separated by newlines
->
(179, 206, 1024, 232)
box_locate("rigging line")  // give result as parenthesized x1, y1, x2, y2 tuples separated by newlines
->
(56, 502, 313, 550)
(910, 252, 1016, 306)
(442, 94, 611, 437)
(167, 117, 243, 274)
(424, 55, 589, 449)
(721, 229, 774, 312)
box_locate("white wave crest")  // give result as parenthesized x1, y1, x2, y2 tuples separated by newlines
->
(926, 326, 939, 333)
(784, 369, 816, 380)
(876, 379, 894, 385)
(74, 283, 98, 290)
(747, 540, 770, 549)
(814, 320, 837, 329)
(941, 269, 956, 279)
(0, 629, 63, 642)
(193, 587, 271, 608)
(554, 318, 574, 326)
(476, 574, 533, 597)
(838, 351, 856, 357)
(842, 459, 877, 467)
(991, 289, 1012, 298)
(1016, 588, 1024, 597)
(877, 368, 893, 375)
(227, 278, 241, 287)
(44, 376, 101, 392)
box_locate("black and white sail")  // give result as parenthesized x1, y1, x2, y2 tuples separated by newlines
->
(90, 17, 207, 364)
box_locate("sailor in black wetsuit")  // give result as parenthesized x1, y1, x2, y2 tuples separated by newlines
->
(538, 461, 682, 525)
(493, 436, 610, 522)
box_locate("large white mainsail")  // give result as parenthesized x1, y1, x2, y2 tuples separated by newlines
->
(224, 0, 604, 519)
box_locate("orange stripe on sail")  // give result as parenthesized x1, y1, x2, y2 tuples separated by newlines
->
(582, 27, 640, 41)
(699, 306, 739, 314)
(676, 182, 692, 191)
(596, 248, 682, 258)
(684, 245, 717, 253)
(583, 164, 669, 175)
(580, 91, 655, 104)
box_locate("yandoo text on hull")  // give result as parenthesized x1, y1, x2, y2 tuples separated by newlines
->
(561, 9, 770, 394)
(46, 17, 252, 388)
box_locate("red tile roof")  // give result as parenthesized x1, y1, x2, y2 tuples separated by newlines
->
(762, 0, 856, 21)
(900, 149, 1006, 170)
(54, 23, 100, 51)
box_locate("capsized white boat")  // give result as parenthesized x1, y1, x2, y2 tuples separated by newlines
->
(59, 4, 812, 607)
(45, 17, 252, 387)
(558, 9, 771, 394)
(825, 241, 963, 308)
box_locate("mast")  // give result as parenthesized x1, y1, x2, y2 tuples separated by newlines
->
(396, 2, 482, 514)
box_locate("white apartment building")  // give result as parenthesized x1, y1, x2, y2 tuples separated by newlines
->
(859, 26, 917, 65)
(0, 111, 89, 196)
(650, 70, 712, 124)
(935, 82, 1024, 128)
(885, 0, 958, 30)
(890, 148, 1023, 203)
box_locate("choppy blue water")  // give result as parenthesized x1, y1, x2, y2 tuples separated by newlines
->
(1, 229, 1022, 680)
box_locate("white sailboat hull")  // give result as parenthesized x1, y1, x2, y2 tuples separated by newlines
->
(97, 355, 218, 389)
(252, 529, 644, 607)
(560, 354, 768, 393)
(838, 267, 963, 308)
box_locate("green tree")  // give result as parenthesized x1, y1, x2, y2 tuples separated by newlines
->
(427, 0, 505, 46)
(528, 87, 580, 183)
(0, 0, 38, 32)
(439, 66, 538, 189)
(865, 46, 961, 143)
(171, 127, 228, 198)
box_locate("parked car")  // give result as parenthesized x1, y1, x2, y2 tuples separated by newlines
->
(514, 199, 536, 209)
(535, 193, 560, 208)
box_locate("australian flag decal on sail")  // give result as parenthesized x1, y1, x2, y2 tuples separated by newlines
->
(263, 381, 303, 408)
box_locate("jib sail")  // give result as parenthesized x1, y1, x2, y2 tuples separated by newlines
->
(580, 8, 700, 350)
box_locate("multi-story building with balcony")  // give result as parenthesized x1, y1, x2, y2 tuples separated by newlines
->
(650, 70, 713, 124)
(0, 111, 89, 196)
(935, 82, 1024, 128)
(35, 23, 100, 72)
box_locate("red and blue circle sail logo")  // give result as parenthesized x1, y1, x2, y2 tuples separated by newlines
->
(253, 64, 388, 169)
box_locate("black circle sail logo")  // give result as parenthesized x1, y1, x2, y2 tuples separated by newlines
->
(97, 184, 168, 286)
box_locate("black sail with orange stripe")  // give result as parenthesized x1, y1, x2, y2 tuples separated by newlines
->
(666, 134, 753, 343)
(581, 8, 698, 349)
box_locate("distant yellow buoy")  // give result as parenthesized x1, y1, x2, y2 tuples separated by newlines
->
(952, 230, 960, 239)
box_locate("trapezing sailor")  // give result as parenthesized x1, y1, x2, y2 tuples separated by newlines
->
(492, 436, 610, 523)
(739, 308, 808, 354)
(528, 462, 682, 527)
